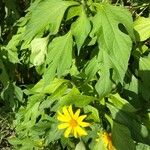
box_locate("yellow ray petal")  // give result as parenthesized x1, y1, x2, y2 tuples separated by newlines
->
(73, 109, 80, 120)
(73, 127, 78, 138)
(79, 121, 90, 127)
(76, 126, 87, 136)
(68, 105, 74, 118)
(64, 127, 72, 138)
(57, 112, 69, 122)
(58, 123, 69, 129)
(77, 115, 87, 123)
(63, 106, 71, 120)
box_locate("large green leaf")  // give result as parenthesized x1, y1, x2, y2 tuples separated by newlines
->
(134, 17, 150, 41)
(71, 5, 91, 53)
(107, 103, 150, 144)
(43, 31, 73, 82)
(112, 121, 136, 150)
(22, 0, 78, 47)
(86, 3, 134, 97)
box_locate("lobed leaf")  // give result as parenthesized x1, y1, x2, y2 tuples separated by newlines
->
(22, 0, 78, 47)
(86, 3, 134, 97)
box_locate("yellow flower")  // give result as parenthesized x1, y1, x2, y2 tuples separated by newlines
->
(96, 131, 116, 150)
(57, 105, 90, 138)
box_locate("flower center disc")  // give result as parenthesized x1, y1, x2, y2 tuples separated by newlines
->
(70, 119, 78, 128)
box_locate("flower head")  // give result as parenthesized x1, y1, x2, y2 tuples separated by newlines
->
(57, 105, 90, 138)
(96, 131, 115, 150)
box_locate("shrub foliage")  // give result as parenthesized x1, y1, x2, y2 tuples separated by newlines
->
(0, 0, 150, 149)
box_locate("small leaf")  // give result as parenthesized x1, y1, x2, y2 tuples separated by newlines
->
(75, 141, 86, 150)
(30, 37, 49, 66)
(93, 140, 107, 150)
(134, 17, 150, 41)
(84, 105, 100, 122)
(46, 122, 63, 143)
(136, 143, 150, 150)
(66, 5, 81, 21)
(4, 31, 23, 63)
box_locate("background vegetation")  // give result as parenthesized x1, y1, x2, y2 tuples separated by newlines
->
(0, 0, 150, 149)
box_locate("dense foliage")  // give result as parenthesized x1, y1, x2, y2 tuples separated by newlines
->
(0, 0, 150, 149)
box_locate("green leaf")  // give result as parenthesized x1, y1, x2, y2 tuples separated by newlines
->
(88, 3, 134, 97)
(93, 140, 107, 150)
(29, 78, 68, 94)
(92, 131, 107, 150)
(139, 56, 150, 100)
(85, 56, 99, 80)
(84, 105, 100, 122)
(4, 30, 23, 63)
(95, 51, 113, 98)
(108, 93, 136, 113)
(0, 59, 9, 87)
(43, 31, 73, 82)
(50, 85, 95, 111)
(22, 0, 78, 47)
(8, 137, 35, 150)
(30, 37, 49, 66)
(15, 94, 43, 130)
(112, 121, 136, 150)
(134, 17, 150, 41)
(107, 103, 150, 144)
(66, 5, 81, 21)
(46, 122, 63, 143)
(71, 6, 91, 53)
(75, 141, 86, 150)
(136, 143, 150, 150)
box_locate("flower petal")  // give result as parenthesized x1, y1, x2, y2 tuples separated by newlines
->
(77, 115, 87, 123)
(73, 127, 78, 138)
(64, 127, 72, 138)
(63, 106, 71, 120)
(58, 123, 69, 129)
(73, 109, 80, 120)
(79, 121, 90, 127)
(57, 112, 69, 122)
(76, 126, 87, 136)
(68, 105, 74, 118)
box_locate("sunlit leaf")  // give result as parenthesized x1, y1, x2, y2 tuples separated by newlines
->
(134, 17, 150, 41)
(75, 141, 86, 150)
(22, 0, 78, 47)
(87, 3, 134, 97)
(71, 6, 91, 53)
(43, 31, 73, 82)
(30, 37, 49, 66)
